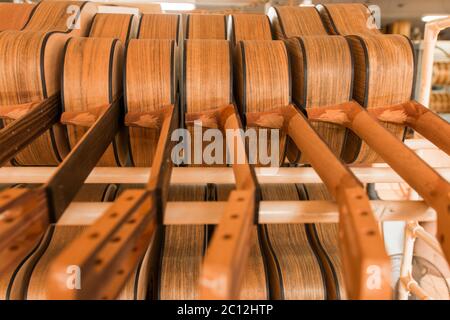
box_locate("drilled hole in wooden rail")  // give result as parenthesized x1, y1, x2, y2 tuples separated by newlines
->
(360, 211, 368, 217)
(111, 236, 121, 243)
(117, 269, 125, 275)
(223, 234, 232, 240)
(355, 195, 363, 200)
(230, 214, 239, 219)
(109, 212, 118, 218)
(366, 230, 376, 236)
(127, 219, 136, 224)
(89, 232, 99, 239)
(94, 259, 102, 265)
(237, 197, 245, 201)
(126, 196, 134, 201)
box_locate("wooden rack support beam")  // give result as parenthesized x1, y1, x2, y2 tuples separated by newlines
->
(306, 101, 450, 262)
(46, 104, 178, 299)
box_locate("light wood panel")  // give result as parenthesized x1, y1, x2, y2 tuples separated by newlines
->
(235, 40, 289, 164)
(158, 185, 208, 299)
(89, 13, 138, 43)
(185, 40, 231, 112)
(284, 36, 351, 160)
(186, 14, 226, 40)
(0, 3, 35, 31)
(62, 37, 127, 166)
(125, 39, 174, 166)
(317, 3, 380, 36)
(215, 184, 268, 299)
(0, 1, 97, 165)
(230, 14, 272, 45)
(3, 184, 115, 299)
(138, 14, 179, 41)
(317, 4, 414, 164)
(303, 184, 347, 300)
(259, 184, 326, 299)
(267, 6, 327, 39)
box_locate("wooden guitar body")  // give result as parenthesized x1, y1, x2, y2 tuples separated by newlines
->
(0, 1, 97, 166)
(0, 3, 36, 31)
(317, 3, 415, 163)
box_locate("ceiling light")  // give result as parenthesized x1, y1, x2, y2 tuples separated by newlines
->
(160, 2, 195, 11)
(299, 0, 314, 6)
(421, 15, 449, 22)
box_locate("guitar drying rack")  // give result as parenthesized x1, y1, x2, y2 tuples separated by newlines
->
(0, 2, 449, 300)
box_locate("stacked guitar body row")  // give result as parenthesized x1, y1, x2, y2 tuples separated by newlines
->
(0, 1, 449, 300)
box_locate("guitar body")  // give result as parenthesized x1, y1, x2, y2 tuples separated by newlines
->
(62, 37, 127, 167)
(0, 1, 97, 166)
(0, 3, 36, 31)
(318, 3, 415, 164)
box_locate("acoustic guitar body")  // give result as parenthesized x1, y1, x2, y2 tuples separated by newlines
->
(0, 1, 97, 166)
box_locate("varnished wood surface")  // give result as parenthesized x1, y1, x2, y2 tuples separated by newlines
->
(317, 3, 380, 36)
(344, 34, 414, 163)
(186, 14, 226, 40)
(230, 14, 272, 45)
(62, 37, 127, 167)
(235, 40, 289, 164)
(125, 39, 174, 166)
(0, 1, 97, 165)
(284, 36, 351, 160)
(22, 1, 96, 34)
(259, 184, 326, 299)
(158, 185, 208, 299)
(138, 14, 179, 41)
(185, 40, 231, 113)
(0, 3, 35, 31)
(1, 184, 115, 299)
(89, 13, 138, 43)
(317, 4, 414, 163)
(303, 184, 347, 300)
(268, 6, 328, 39)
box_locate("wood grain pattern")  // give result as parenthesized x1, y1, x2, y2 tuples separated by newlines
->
(158, 185, 207, 299)
(158, 184, 268, 299)
(230, 14, 272, 45)
(235, 40, 289, 164)
(185, 40, 231, 112)
(125, 39, 174, 166)
(0, 1, 97, 165)
(186, 14, 226, 40)
(432, 62, 450, 86)
(317, 3, 380, 36)
(89, 13, 137, 43)
(138, 14, 179, 41)
(303, 184, 347, 300)
(184, 39, 231, 165)
(19, 185, 116, 300)
(284, 36, 351, 160)
(267, 6, 327, 39)
(259, 184, 326, 299)
(0, 3, 35, 31)
(235, 37, 390, 298)
(318, 4, 414, 163)
(215, 184, 268, 299)
(62, 37, 127, 166)
(345, 34, 414, 163)
(23, 1, 96, 33)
